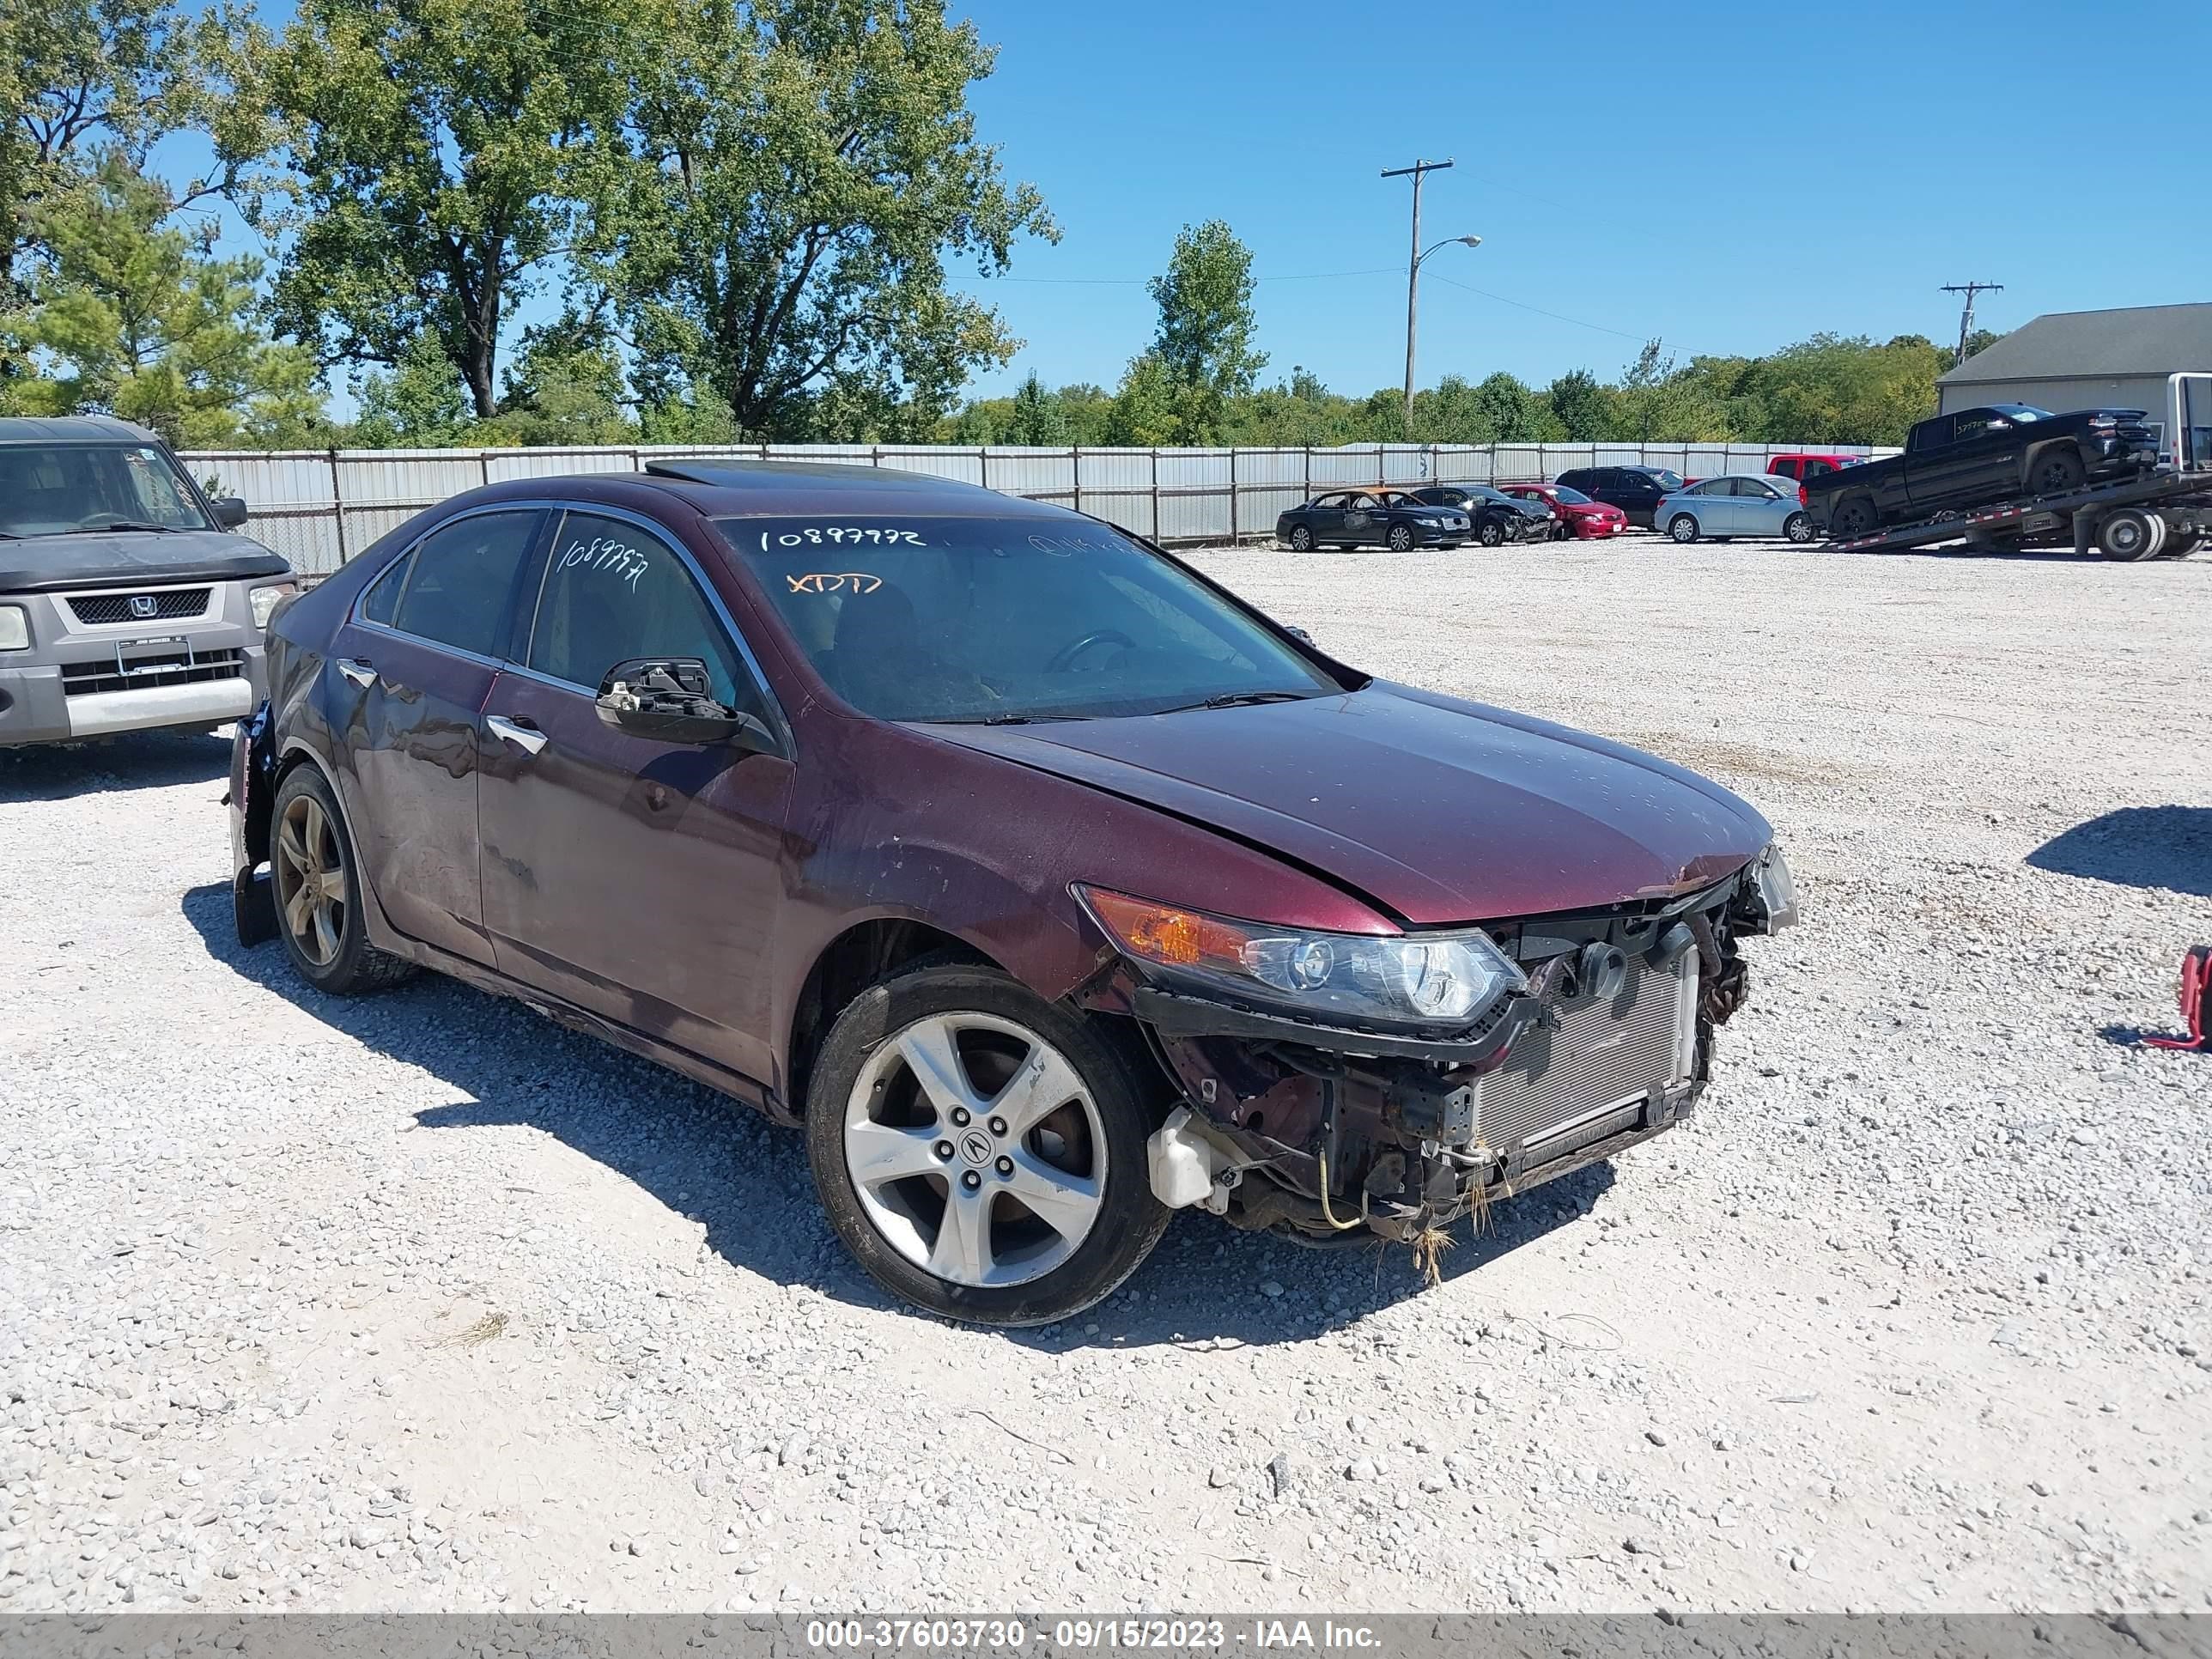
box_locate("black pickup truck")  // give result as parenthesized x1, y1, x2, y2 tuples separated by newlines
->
(1806, 404, 2160, 538)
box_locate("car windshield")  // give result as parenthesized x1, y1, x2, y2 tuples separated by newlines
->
(1466, 485, 1516, 505)
(0, 443, 212, 538)
(724, 515, 1341, 723)
(1548, 486, 1592, 505)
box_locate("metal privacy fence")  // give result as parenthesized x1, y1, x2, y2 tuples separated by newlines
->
(179, 439, 1901, 576)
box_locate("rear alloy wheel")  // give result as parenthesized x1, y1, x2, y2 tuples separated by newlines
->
(805, 965, 1170, 1326)
(1287, 524, 1314, 551)
(1668, 514, 1700, 544)
(2096, 507, 2166, 562)
(1830, 493, 1881, 538)
(2028, 446, 2086, 497)
(269, 764, 415, 994)
(1386, 523, 1415, 552)
(1784, 512, 1815, 544)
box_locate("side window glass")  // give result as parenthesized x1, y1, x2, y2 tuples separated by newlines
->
(528, 511, 768, 721)
(361, 552, 411, 626)
(389, 511, 539, 657)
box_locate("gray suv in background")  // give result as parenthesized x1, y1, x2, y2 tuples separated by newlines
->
(0, 416, 295, 747)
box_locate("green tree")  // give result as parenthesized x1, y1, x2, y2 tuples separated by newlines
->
(1611, 339, 1735, 442)
(1731, 333, 1942, 445)
(1000, 370, 1068, 446)
(1144, 220, 1265, 445)
(1408, 374, 1492, 444)
(585, 0, 1054, 440)
(10, 155, 325, 447)
(1544, 368, 1611, 441)
(345, 329, 473, 447)
(249, 0, 628, 418)
(1103, 352, 1177, 447)
(1472, 372, 1550, 442)
(489, 313, 635, 446)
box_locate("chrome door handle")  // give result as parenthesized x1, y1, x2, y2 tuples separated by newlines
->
(487, 714, 548, 756)
(337, 657, 376, 688)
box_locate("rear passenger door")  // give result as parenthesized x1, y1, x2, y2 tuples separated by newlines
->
(475, 507, 795, 1085)
(1304, 492, 1349, 544)
(334, 507, 544, 965)
(1342, 493, 1382, 544)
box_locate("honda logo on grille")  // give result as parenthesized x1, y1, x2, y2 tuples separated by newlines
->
(128, 594, 158, 619)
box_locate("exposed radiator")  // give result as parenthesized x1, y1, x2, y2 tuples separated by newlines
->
(1472, 945, 1697, 1158)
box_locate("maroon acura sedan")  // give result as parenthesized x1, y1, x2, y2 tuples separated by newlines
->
(228, 460, 1795, 1325)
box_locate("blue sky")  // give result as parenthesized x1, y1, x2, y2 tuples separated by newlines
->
(161, 0, 2212, 407)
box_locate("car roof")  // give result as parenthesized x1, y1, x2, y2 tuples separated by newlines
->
(0, 415, 161, 445)
(440, 458, 1084, 524)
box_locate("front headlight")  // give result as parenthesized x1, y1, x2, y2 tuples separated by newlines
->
(248, 582, 297, 629)
(1077, 885, 1527, 1030)
(1749, 844, 1798, 933)
(0, 605, 27, 650)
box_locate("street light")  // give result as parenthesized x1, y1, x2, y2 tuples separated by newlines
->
(1403, 234, 1482, 437)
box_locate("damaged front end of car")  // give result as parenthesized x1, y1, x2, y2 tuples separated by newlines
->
(1080, 848, 1796, 1253)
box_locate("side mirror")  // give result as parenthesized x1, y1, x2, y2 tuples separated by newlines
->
(212, 497, 249, 529)
(594, 657, 775, 750)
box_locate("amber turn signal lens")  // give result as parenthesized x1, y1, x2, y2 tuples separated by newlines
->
(1080, 888, 1252, 971)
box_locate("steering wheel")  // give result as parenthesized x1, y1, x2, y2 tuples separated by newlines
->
(1044, 629, 1136, 674)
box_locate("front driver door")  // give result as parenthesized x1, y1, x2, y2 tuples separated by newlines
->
(476, 507, 795, 1089)
(332, 507, 544, 965)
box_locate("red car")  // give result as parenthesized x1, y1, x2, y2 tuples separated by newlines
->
(227, 461, 1795, 1326)
(1498, 482, 1629, 539)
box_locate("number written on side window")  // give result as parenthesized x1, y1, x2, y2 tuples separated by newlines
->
(528, 512, 767, 720)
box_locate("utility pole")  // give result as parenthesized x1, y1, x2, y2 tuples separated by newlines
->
(1941, 281, 2003, 368)
(1383, 157, 1454, 437)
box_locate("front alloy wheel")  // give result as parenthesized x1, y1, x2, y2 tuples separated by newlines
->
(845, 1012, 1104, 1287)
(805, 964, 1170, 1326)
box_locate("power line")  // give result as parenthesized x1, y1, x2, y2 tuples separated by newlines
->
(984, 266, 1400, 287)
(1428, 273, 1647, 342)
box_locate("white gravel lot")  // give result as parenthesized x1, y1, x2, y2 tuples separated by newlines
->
(1, 533, 2208, 1617)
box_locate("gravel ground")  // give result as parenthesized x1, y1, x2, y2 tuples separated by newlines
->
(2, 533, 2208, 1616)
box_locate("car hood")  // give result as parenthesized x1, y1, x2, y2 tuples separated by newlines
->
(923, 684, 1771, 924)
(0, 528, 290, 593)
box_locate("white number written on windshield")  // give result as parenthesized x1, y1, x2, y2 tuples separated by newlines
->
(759, 527, 926, 548)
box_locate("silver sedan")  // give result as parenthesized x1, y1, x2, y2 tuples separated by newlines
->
(1656, 474, 1817, 544)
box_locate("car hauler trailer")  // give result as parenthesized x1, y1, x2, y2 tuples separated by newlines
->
(1821, 373, 2212, 562)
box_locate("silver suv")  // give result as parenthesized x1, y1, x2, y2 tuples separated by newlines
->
(0, 416, 295, 746)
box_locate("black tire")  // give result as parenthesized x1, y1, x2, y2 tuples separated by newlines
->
(1784, 512, 1814, 544)
(2096, 507, 2166, 562)
(804, 964, 1172, 1327)
(1830, 492, 1881, 538)
(1386, 523, 1414, 552)
(1667, 514, 1699, 544)
(2162, 530, 2205, 558)
(2027, 445, 2086, 498)
(269, 763, 416, 994)
(1477, 519, 1504, 547)
(1552, 521, 1573, 541)
(1287, 525, 1313, 551)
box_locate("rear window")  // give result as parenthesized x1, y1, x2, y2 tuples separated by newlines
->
(722, 515, 1338, 723)
(386, 510, 539, 658)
